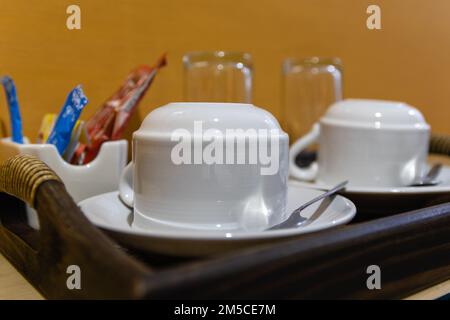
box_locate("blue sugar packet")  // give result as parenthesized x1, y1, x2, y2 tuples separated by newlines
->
(1, 76, 24, 144)
(47, 85, 88, 155)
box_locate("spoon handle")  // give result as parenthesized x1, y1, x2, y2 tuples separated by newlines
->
(294, 181, 348, 214)
(425, 163, 442, 181)
(268, 181, 348, 230)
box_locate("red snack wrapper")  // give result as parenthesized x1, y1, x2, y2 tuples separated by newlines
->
(71, 54, 167, 164)
(111, 57, 166, 139)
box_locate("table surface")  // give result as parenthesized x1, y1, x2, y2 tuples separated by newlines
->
(1, 155, 449, 300)
(0, 254, 43, 299)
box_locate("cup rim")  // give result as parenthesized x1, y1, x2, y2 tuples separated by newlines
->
(320, 99, 430, 131)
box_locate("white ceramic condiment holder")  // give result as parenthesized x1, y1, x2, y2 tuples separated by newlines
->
(0, 137, 128, 229)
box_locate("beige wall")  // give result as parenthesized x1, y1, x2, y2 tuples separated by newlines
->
(0, 0, 449, 144)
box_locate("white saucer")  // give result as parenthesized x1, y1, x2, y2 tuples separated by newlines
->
(291, 164, 450, 195)
(290, 164, 450, 215)
(78, 182, 356, 257)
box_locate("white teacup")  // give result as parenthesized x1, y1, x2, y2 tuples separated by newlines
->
(290, 99, 430, 187)
(119, 102, 289, 231)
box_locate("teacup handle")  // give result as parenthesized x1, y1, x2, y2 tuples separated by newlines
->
(289, 123, 320, 181)
(119, 162, 134, 208)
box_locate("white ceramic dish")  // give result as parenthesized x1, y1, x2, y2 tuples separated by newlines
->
(291, 164, 450, 195)
(79, 181, 357, 257)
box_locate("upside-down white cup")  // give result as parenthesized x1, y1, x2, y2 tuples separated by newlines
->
(119, 102, 289, 231)
(289, 99, 430, 187)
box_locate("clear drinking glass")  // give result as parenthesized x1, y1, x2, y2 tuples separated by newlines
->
(282, 57, 343, 142)
(183, 51, 253, 103)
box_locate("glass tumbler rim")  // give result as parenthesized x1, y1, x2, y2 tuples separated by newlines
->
(283, 56, 342, 73)
(183, 51, 253, 68)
